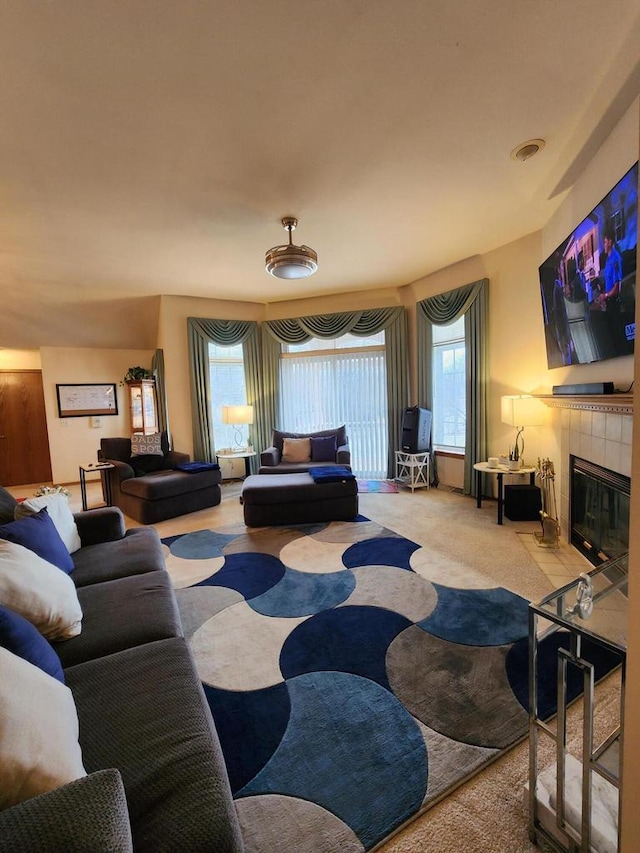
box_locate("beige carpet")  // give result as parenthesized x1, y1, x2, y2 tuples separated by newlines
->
(49, 478, 622, 852)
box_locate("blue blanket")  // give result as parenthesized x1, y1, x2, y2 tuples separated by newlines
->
(175, 461, 221, 473)
(308, 465, 355, 484)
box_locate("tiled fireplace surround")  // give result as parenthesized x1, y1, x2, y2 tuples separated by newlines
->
(541, 394, 633, 543)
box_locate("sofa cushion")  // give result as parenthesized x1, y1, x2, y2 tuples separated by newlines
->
(15, 494, 82, 554)
(0, 507, 75, 573)
(0, 540, 83, 640)
(0, 647, 86, 810)
(282, 437, 311, 463)
(272, 425, 347, 453)
(0, 769, 133, 853)
(55, 571, 183, 668)
(130, 455, 167, 477)
(66, 638, 244, 853)
(0, 486, 19, 524)
(120, 468, 220, 501)
(0, 604, 64, 682)
(311, 434, 338, 462)
(131, 433, 163, 457)
(72, 527, 166, 587)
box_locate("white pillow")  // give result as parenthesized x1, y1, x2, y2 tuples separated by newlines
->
(15, 493, 82, 554)
(0, 647, 86, 809)
(282, 437, 311, 463)
(131, 433, 163, 456)
(0, 540, 83, 640)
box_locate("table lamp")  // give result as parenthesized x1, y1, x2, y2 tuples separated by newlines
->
(221, 404, 254, 450)
(500, 395, 547, 466)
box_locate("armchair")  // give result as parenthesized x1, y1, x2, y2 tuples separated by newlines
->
(99, 432, 221, 524)
(259, 425, 351, 474)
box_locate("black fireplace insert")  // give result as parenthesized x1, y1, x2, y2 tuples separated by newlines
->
(570, 455, 630, 566)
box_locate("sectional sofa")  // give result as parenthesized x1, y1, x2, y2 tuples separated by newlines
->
(0, 489, 243, 853)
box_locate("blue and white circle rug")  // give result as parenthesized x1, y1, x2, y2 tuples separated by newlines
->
(162, 516, 618, 852)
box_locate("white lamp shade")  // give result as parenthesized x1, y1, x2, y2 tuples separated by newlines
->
(221, 405, 254, 425)
(501, 395, 547, 427)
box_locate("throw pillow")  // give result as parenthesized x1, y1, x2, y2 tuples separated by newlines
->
(0, 605, 64, 683)
(0, 540, 83, 640)
(130, 433, 163, 457)
(130, 454, 167, 476)
(0, 507, 75, 573)
(311, 435, 338, 462)
(0, 647, 86, 809)
(0, 486, 19, 524)
(14, 493, 82, 554)
(282, 437, 311, 463)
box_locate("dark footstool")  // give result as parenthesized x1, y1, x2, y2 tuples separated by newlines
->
(241, 473, 359, 527)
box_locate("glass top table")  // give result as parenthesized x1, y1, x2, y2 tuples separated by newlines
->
(531, 553, 628, 653)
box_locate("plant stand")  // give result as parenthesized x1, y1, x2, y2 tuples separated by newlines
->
(394, 450, 430, 492)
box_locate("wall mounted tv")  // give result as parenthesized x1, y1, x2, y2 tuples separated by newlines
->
(539, 161, 638, 368)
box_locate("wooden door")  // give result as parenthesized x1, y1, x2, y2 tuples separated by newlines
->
(0, 371, 52, 486)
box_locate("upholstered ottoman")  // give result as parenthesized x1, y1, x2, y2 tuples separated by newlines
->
(241, 472, 359, 527)
(118, 468, 221, 525)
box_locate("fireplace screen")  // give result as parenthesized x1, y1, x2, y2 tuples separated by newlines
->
(570, 456, 630, 565)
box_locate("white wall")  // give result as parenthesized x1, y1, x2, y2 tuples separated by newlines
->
(40, 347, 155, 483)
(0, 349, 41, 370)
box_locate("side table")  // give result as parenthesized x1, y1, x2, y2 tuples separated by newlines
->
(473, 462, 535, 525)
(79, 462, 114, 511)
(394, 450, 430, 492)
(216, 449, 257, 480)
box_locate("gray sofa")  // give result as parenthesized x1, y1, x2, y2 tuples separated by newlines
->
(0, 499, 243, 853)
(99, 433, 222, 524)
(259, 425, 351, 474)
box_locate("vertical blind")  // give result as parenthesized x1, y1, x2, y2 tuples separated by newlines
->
(279, 348, 387, 479)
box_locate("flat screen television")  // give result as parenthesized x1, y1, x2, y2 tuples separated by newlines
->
(539, 161, 638, 368)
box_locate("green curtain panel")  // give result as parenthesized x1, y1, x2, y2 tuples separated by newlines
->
(187, 318, 259, 464)
(417, 279, 489, 495)
(264, 307, 408, 477)
(151, 348, 170, 444)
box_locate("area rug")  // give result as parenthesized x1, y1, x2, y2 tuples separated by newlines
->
(161, 517, 619, 853)
(357, 479, 399, 493)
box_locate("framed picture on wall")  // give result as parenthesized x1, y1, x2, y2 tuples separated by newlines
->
(56, 383, 118, 418)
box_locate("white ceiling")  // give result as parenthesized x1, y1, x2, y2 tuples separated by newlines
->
(1, 0, 639, 349)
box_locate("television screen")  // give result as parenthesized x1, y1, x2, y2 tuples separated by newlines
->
(539, 162, 638, 368)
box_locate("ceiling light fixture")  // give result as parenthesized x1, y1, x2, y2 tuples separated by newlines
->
(265, 217, 318, 279)
(510, 138, 546, 162)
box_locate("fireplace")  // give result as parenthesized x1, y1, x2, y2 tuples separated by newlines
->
(570, 455, 630, 565)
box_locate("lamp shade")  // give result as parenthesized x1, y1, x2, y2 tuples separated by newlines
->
(501, 395, 547, 427)
(221, 405, 254, 425)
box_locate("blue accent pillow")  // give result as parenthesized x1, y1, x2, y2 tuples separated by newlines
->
(0, 605, 65, 682)
(311, 435, 338, 462)
(0, 507, 75, 574)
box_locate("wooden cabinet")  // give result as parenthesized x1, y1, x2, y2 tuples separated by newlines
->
(126, 379, 158, 435)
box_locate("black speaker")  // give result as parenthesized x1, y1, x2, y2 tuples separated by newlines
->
(401, 407, 432, 453)
(504, 485, 542, 521)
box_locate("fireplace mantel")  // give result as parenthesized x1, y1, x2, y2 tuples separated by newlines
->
(537, 394, 633, 414)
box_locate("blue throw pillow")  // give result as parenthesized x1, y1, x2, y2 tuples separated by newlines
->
(311, 435, 338, 462)
(0, 605, 65, 682)
(0, 507, 75, 574)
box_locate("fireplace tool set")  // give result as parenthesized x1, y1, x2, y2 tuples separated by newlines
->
(534, 457, 560, 548)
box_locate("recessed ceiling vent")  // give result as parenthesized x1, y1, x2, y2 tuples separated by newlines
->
(510, 138, 546, 162)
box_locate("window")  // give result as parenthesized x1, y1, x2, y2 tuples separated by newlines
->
(432, 317, 466, 452)
(280, 333, 386, 478)
(208, 342, 247, 450)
